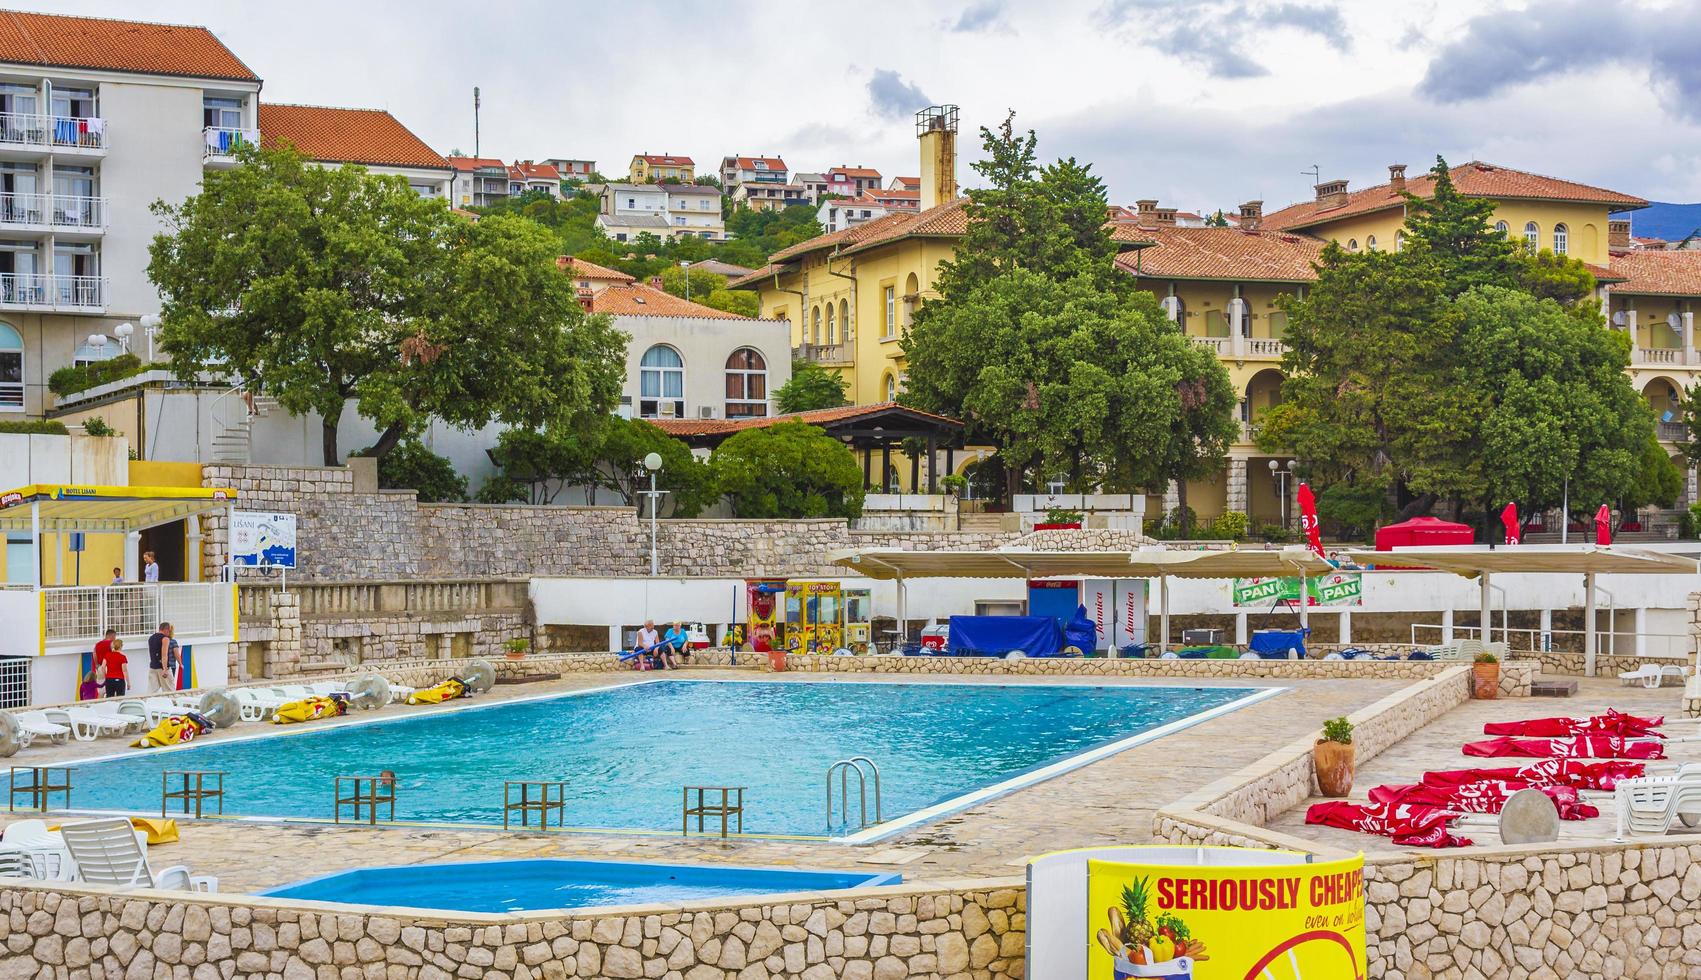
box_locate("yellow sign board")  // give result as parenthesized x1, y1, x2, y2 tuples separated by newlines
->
(1086, 854, 1365, 979)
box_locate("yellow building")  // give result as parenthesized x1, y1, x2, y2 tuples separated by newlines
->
(628, 153, 695, 183)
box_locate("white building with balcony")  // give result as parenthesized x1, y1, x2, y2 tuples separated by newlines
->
(0, 9, 261, 418)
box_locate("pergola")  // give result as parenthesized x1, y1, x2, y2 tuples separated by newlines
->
(829, 546, 1335, 653)
(0, 484, 237, 587)
(1341, 544, 1699, 676)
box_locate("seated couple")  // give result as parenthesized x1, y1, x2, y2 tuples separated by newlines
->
(633, 620, 694, 670)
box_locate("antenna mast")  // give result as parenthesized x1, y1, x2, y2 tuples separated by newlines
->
(474, 87, 482, 158)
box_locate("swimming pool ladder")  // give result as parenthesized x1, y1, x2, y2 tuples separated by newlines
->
(826, 757, 882, 830)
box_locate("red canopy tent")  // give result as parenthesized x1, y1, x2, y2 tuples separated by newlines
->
(1375, 515, 1475, 551)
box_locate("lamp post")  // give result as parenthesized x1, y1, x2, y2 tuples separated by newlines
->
(1268, 458, 1293, 530)
(140, 314, 162, 362)
(680, 260, 692, 301)
(113, 321, 134, 353)
(640, 452, 666, 576)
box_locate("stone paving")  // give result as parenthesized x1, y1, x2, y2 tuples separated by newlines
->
(1, 670, 1406, 895)
(1267, 676, 1701, 852)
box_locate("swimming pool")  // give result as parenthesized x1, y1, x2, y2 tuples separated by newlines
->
(260, 859, 901, 913)
(68, 679, 1273, 838)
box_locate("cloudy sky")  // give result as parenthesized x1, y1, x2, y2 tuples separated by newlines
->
(37, 0, 1701, 212)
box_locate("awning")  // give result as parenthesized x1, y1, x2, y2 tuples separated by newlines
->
(829, 546, 1334, 581)
(0, 484, 238, 534)
(1340, 544, 1698, 578)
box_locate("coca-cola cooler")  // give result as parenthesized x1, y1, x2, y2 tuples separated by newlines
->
(1084, 579, 1147, 653)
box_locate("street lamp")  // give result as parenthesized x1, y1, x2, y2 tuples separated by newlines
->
(140, 314, 162, 362)
(640, 451, 667, 576)
(1268, 458, 1294, 530)
(113, 321, 134, 353)
(679, 260, 692, 301)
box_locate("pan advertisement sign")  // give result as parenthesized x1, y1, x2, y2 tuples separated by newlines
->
(1086, 853, 1366, 979)
(1232, 572, 1362, 608)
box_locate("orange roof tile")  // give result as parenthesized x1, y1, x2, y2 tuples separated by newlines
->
(731, 156, 787, 170)
(1113, 226, 1325, 282)
(0, 9, 257, 81)
(727, 263, 787, 289)
(589, 283, 751, 319)
(1264, 161, 1648, 232)
(1603, 249, 1701, 296)
(637, 154, 694, 166)
(830, 167, 882, 179)
(447, 156, 505, 171)
(650, 402, 962, 438)
(512, 162, 561, 180)
(259, 104, 448, 170)
(891, 177, 921, 190)
(556, 257, 635, 283)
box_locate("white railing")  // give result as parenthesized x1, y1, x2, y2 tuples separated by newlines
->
(0, 274, 103, 310)
(1190, 336, 1229, 355)
(0, 192, 44, 225)
(1409, 623, 1693, 661)
(1246, 338, 1287, 357)
(0, 113, 106, 151)
(0, 193, 104, 229)
(1635, 346, 1683, 365)
(41, 583, 233, 647)
(202, 126, 258, 159)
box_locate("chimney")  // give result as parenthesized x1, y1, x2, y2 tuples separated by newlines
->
(1238, 200, 1263, 231)
(915, 105, 959, 210)
(1155, 207, 1178, 227)
(1314, 179, 1350, 209)
(1388, 164, 1407, 193)
(576, 285, 594, 312)
(1609, 219, 1632, 249)
(1135, 199, 1158, 229)
(649, 276, 664, 289)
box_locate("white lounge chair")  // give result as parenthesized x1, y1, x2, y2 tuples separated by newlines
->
(11, 711, 71, 746)
(1617, 663, 1690, 690)
(309, 681, 348, 697)
(59, 818, 215, 893)
(79, 702, 147, 735)
(44, 707, 133, 742)
(230, 688, 288, 722)
(1614, 773, 1701, 839)
(133, 697, 201, 726)
(0, 820, 76, 881)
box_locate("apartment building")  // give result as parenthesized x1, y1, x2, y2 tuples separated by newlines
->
(595, 182, 669, 242)
(718, 155, 786, 196)
(731, 181, 811, 212)
(449, 157, 510, 207)
(542, 157, 595, 179)
(817, 195, 899, 233)
(825, 166, 882, 198)
(794, 172, 829, 204)
(629, 153, 694, 183)
(507, 161, 562, 199)
(0, 10, 261, 418)
(258, 103, 452, 198)
(889, 176, 919, 191)
(666, 183, 725, 240)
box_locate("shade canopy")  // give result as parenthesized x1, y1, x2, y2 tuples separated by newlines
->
(0, 484, 237, 534)
(1374, 515, 1474, 551)
(1342, 544, 1697, 578)
(829, 547, 1335, 581)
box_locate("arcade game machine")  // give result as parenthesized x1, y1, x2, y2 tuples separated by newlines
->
(785, 580, 844, 653)
(744, 579, 786, 652)
(843, 587, 872, 652)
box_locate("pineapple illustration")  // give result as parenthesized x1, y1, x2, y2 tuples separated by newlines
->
(1120, 876, 1155, 948)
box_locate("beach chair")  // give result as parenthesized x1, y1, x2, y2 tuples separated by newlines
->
(230, 688, 288, 722)
(59, 818, 216, 892)
(79, 702, 147, 735)
(0, 821, 76, 881)
(309, 681, 349, 697)
(134, 697, 201, 726)
(44, 706, 134, 742)
(11, 711, 71, 746)
(1614, 773, 1701, 839)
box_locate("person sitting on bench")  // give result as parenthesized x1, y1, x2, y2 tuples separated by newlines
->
(663, 621, 691, 665)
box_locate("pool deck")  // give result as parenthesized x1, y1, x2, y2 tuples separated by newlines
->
(0, 670, 1408, 893)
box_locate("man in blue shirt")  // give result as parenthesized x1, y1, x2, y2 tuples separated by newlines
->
(661, 621, 690, 667)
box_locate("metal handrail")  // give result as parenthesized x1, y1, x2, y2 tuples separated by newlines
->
(1408, 623, 1689, 659)
(826, 756, 882, 830)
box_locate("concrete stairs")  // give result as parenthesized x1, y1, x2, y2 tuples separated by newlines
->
(210, 393, 279, 464)
(957, 512, 1011, 533)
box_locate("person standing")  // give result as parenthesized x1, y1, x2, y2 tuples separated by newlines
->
(95, 630, 128, 698)
(142, 551, 160, 583)
(110, 566, 123, 585)
(147, 622, 175, 693)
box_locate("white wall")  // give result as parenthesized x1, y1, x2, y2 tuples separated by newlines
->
(0, 432, 129, 485)
(620, 314, 790, 422)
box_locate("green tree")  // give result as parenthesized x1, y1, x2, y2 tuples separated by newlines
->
(1399, 156, 1520, 299)
(709, 421, 864, 518)
(592, 417, 718, 517)
(371, 440, 467, 502)
(1204, 210, 1229, 228)
(478, 424, 603, 505)
(150, 144, 627, 464)
(774, 361, 850, 413)
(1616, 431, 1683, 521)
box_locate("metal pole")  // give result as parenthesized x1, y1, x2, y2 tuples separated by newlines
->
(1561, 477, 1569, 544)
(1159, 575, 1170, 655)
(30, 500, 41, 588)
(1584, 571, 1597, 677)
(1297, 569, 1309, 653)
(648, 470, 658, 577)
(894, 571, 907, 651)
(1479, 572, 1493, 645)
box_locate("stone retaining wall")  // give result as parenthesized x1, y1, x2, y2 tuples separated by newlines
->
(0, 876, 1027, 980)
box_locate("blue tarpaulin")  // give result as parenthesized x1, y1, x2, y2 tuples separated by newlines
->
(1063, 605, 1097, 653)
(945, 615, 1062, 657)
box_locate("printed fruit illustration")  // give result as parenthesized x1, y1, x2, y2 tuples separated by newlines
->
(1150, 935, 1175, 963)
(1120, 877, 1155, 948)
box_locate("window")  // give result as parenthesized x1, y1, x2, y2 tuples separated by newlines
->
(73, 335, 118, 367)
(884, 373, 897, 402)
(614, 233, 627, 243)
(1395, 231, 1405, 252)
(626, 197, 636, 209)
(638, 345, 684, 418)
(1553, 223, 1568, 255)
(0, 321, 21, 411)
(884, 286, 896, 337)
(725, 348, 768, 418)
(699, 231, 711, 239)
(811, 306, 821, 345)
(839, 299, 850, 342)
(1346, 239, 1358, 252)
(1495, 220, 1509, 235)
(202, 96, 242, 129)
(1524, 221, 1539, 248)
(1267, 311, 1289, 340)
(50, 86, 94, 121)
(1366, 235, 1378, 252)
(674, 217, 685, 226)
(825, 302, 836, 344)
(1204, 309, 1229, 338)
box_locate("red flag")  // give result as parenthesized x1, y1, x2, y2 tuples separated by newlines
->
(1595, 504, 1612, 545)
(1462, 735, 1665, 759)
(1500, 502, 1520, 545)
(1297, 481, 1324, 558)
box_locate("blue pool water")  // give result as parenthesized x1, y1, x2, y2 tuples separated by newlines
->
(69, 680, 1261, 836)
(260, 859, 901, 912)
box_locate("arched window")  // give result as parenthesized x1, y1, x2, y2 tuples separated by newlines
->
(1366, 235, 1378, 252)
(901, 272, 920, 331)
(725, 348, 767, 418)
(1346, 239, 1358, 252)
(838, 298, 850, 342)
(884, 373, 897, 402)
(825, 303, 836, 345)
(1494, 220, 1509, 235)
(638, 344, 684, 418)
(72, 335, 119, 367)
(810, 306, 821, 346)
(0, 322, 21, 411)
(1395, 230, 1405, 252)
(1524, 221, 1539, 249)
(1553, 223, 1568, 255)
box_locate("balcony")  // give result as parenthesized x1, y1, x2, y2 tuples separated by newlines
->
(1240, 419, 1260, 445)
(1190, 336, 1229, 356)
(1245, 337, 1287, 358)
(1658, 421, 1688, 442)
(202, 126, 258, 166)
(793, 342, 855, 366)
(0, 193, 105, 237)
(0, 274, 105, 312)
(40, 582, 234, 650)
(0, 113, 107, 156)
(1634, 346, 1696, 367)
(1188, 335, 1288, 360)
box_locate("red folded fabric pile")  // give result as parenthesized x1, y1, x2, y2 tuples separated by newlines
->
(1305, 800, 1473, 848)
(1462, 735, 1665, 760)
(1483, 710, 1665, 739)
(1422, 759, 1645, 791)
(1368, 780, 1598, 820)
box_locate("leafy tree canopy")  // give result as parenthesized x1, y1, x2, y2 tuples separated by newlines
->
(150, 144, 626, 464)
(478, 416, 717, 516)
(709, 421, 864, 518)
(370, 439, 468, 503)
(774, 361, 850, 414)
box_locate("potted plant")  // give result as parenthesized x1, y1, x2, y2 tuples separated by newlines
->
(940, 474, 967, 497)
(1036, 507, 1084, 531)
(1472, 651, 1500, 700)
(1314, 717, 1355, 797)
(502, 637, 530, 661)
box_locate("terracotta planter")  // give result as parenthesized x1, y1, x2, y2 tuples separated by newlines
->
(1472, 663, 1501, 700)
(1314, 739, 1355, 797)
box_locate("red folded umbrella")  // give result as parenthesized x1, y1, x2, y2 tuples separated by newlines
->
(1422, 759, 1645, 791)
(1463, 735, 1665, 760)
(1369, 780, 1599, 820)
(1305, 800, 1472, 848)
(1483, 710, 1665, 738)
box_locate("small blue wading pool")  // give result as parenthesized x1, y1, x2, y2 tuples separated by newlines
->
(259, 859, 901, 913)
(67, 679, 1273, 837)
